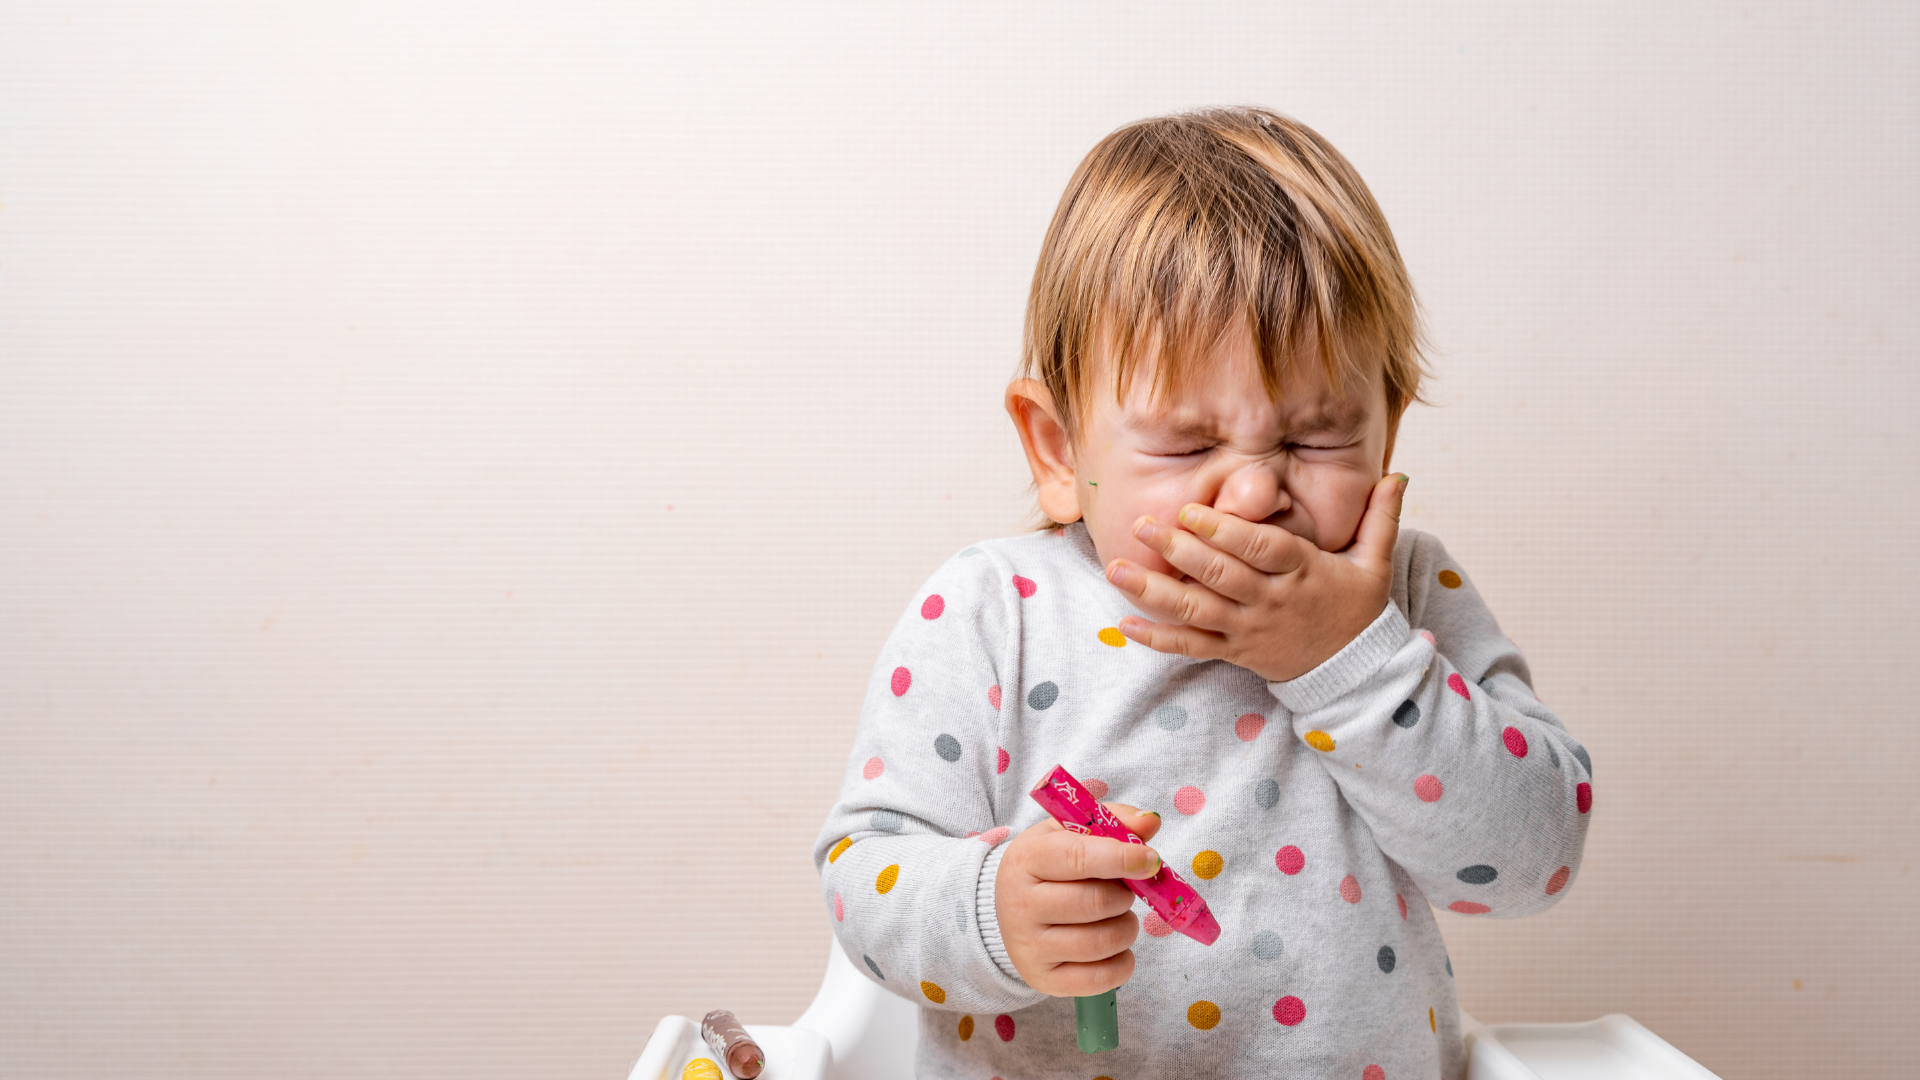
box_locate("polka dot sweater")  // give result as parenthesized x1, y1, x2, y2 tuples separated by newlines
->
(812, 522, 1592, 1080)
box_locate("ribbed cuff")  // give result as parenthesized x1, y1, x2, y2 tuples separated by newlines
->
(1268, 602, 1411, 714)
(975, 844, 1024, 984)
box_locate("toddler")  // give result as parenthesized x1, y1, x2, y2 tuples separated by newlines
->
(812, 106, 1592, 1080)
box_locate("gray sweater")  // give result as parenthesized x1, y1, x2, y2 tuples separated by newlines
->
(812, 521, 1591, 1080)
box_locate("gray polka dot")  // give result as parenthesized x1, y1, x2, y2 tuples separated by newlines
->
(1571, 745, 1592, 777)
(1377, 945, 1396, 973)
(934, 734, 962, 762)
(1545, 738, 1561, 769)
(871, 809, 904, 832)
(1254, 778, 1280, 810)
(1457, 864, 1498, 885)
(955, 900, 969, 931)
(863, 954, 886, 981)
(959, 547, 984, 559)
(1250, 930, 1284, 960)
(1026, 681, 1059, 710)
(1392, 700, 1421, 728)
(1153, 704, 1189, 731)
(1446, 956, 1453, 977)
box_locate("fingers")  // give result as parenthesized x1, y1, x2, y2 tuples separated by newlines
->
(1022, 828, 1162, 884)
(1106, 804, 1162, 843)
(1104, 551, 1238, 631)
(1343, 472, 1407, 571)
(1114, 615, 1231, 661)
(1039, 950, 1137, 997)
(1036, 911, 1141, 964)
(1176, 503, 1312, 577)
(1129, 515, 1271, 604)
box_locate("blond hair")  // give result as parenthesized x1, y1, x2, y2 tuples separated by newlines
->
(1017, 106, 1430, 531)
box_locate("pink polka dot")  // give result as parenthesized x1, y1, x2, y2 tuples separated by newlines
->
(1142, 911, 1173, 937)
(921, 594, 945, 619)
(1235, 713, 1267, 741)
(891, 666, 912, 696)
(1418, 629, 1436, 646)
(1084, 778, 1110, 800)
(833, 892, 844, 921)
(995, 746, 1010, 774)
(1449, 901, 1491, 915)
(978, 827, 1010, 847)
(862, 757, 884, 780)
(1339, 874, 1362, 904)
(1275, 845, 1305, 875)
(1546, 865, 1571, 896)
(1414, 774, 1443, 802)
(994, 1014, 1015, 1041)
(988, 684, 1002, 710)
(1272, 996, 1305, 1026)
(1447, 672, 1470, 699)
(1364, 1066, 1386, 1080)
(1174, 786, 1206, 815)
(1012, 574, 1037, 599)
(1396, 893, 1408, 920)
(1576, 782, 1592, 814)
(1502, 726, 1528, 757)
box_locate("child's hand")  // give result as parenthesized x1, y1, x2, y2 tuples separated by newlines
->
(1107, 472, 1407, 683)
(995, 804, 1164, 997)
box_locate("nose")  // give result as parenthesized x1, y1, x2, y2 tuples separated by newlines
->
(1211, 460, 1290, 523)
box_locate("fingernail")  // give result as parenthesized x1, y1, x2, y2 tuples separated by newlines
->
(1143, 810, 1161, 818)
(1133, 517, 1161, 544)
(1178, 505, 1197, 525)
(1395, 473, 1409, 495)
(1146, 850, 1162, 873)
(1106, 561, 1134, 587)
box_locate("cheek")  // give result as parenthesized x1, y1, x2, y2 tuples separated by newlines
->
(1293, 469, 1376, 549)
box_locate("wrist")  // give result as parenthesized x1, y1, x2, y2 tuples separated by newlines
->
(1268, 600, 1408, 713)
(976, 844, 1024, 984)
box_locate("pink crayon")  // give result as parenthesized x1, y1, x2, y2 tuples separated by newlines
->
(1028, 764, 1220, 946)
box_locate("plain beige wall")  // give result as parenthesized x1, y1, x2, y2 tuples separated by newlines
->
(3, 1, 1916, 1077)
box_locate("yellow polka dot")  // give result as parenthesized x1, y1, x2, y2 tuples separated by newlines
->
(920, 980, 946, 1003)
(1304, 730, 1335, 752)
(1438, 569, 1462, 589)
(957, 1015, 974, 1040)
(1191, 850, 1224, 880)
(876, 864, 900, 893)
(1187, 1000, 1222, 1030)
(1430, 1006, 1437, 1032)
(828, 837, 853, 863)
(682, 1060, 722, 1080)
(1098, 627, 1127, 647)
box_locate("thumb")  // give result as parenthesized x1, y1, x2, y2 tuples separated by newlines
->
(1345, 472, 1407, 571)
(1105, 803, 1162, 844)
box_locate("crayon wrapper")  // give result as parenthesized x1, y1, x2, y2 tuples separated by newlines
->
(700, 1010, 764, 1079)
(1029, 765, 1217, 942)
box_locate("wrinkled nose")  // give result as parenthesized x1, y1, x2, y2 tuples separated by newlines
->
(1211, 461, 1290, 524)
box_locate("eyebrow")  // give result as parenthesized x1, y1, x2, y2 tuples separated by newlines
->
(1128, 403, 1366, 439)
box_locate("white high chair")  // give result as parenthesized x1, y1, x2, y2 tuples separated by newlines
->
(630, 940, 1725, 1080)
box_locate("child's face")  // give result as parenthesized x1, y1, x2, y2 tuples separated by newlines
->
(1008, 319, 1397, 584)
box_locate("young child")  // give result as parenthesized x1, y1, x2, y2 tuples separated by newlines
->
(812, 106, 1591, 1080)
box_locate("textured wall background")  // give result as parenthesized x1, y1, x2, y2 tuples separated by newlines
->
(2, 2, 1915, 1077)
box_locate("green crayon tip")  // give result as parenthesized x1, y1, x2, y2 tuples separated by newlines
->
(1075, 987, 1120, 1053)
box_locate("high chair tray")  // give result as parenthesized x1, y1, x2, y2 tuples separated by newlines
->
(1465, 1013, 1723, 1080)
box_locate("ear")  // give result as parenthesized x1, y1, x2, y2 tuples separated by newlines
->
(1004, 379, 1083, 524)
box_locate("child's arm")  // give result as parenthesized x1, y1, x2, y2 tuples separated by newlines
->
(810, 547, 1053, 1015)
(1268, 531, 1592, 916)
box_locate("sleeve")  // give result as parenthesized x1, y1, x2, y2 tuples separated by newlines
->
(810, 546, 1050, 1014)
(1264, 531, 1593, 918)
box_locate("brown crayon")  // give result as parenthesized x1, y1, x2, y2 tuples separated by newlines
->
(700, 1009, 764, 1079)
